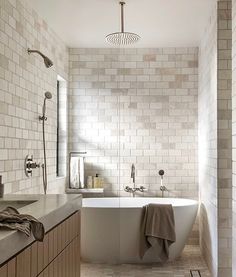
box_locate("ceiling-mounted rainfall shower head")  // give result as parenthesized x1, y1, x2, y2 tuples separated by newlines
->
(106, 1, 140, 46)
(27, 48, 54, 68)
(45, 91, 52, 99)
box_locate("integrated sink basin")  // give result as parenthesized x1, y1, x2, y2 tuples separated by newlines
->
(0, 200, 38, 211)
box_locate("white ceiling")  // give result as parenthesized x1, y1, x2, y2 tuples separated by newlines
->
(28, 0, 215, 48)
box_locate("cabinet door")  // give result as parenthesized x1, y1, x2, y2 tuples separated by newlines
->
(16, 247, 31, 277)
(0, 264, 7, 277)
(0, 211, 81, 277)
(39, 237, 80, 277)
(7, 259, 16, 277)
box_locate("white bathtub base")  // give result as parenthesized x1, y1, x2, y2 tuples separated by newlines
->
(81, 197, 198, 264)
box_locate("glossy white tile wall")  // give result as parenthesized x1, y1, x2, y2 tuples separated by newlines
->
(0, 0, 69, 194)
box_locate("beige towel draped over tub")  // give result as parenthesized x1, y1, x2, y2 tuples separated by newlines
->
(140, 203, 176, 262)
(0, 206, 45, 241)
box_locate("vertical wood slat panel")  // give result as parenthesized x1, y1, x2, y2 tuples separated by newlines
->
(48, 262, 53, 277)
(65, 245, 69, 277)
(53, 254, 58, 277)
(61, 221, 66, 251)
(76, 236, 80, 277)
(72, 238, 76, 277)
(78, 211, 81, 277)
(0, 264, 7, 277)
(65, 218, 69, 247)
(38, 241, 44, 274)
(62, 247, 66, 277)
(53, 227, 58, 259)
(0, 211, 80, 277)
(49, 230, 54, 263)
(7, 258, 16, 277)
(43, 234, 49, 269)
(58, 252, 62, 277)
(16, 247, 31, 277)
(43, 267, 49, 277)
(31, 242, 38, 277)
(58, 223, 62, 254)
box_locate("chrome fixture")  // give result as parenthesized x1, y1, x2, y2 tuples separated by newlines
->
(159, 169, 167, 197)
(39, 92, 52, 194)
(39, 91, 52, 121)
(24, 155, 40, 177)
(125, 164, 146, 197)
(106, 1, 140, 46)
(27, 48, 53, 68)
(131, 163, 135, 185)
(124, 186, 146, 197)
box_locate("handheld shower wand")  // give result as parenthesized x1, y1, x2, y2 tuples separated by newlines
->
(40, 92, 52, 194)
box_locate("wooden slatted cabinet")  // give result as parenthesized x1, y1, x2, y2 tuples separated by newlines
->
(0, 211, 81, 277)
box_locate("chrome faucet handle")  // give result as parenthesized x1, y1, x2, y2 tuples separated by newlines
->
(124, 186, 131, 192)
(24, 155, 40, 177)
(160, 185, 167, 191)
(160, 185, 168, 198)
(139, 186, 146, 192)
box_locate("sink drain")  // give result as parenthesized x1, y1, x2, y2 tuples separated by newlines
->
(190, 270, 202, 277)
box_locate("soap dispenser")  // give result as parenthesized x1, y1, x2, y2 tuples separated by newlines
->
(0, 176, 4, 198)
(93, 174, 100, 188)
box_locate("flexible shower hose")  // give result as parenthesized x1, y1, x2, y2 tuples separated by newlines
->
(42, 118, 47, 194)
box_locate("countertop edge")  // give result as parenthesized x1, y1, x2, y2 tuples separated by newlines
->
(0, 194, 82, 266)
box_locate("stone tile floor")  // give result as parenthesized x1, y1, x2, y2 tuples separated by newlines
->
(81, 246, 211, 277)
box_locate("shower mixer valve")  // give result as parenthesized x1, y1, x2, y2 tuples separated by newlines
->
(24, 155, 40, 177)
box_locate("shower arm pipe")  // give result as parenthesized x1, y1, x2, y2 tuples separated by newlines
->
(120, 1, 125, 33)
(28, 49, 45, 58)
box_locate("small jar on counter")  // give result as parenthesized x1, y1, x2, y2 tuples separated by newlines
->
(87, 176, 93, 188)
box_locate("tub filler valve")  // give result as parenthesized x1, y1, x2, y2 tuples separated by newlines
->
(124, 186, 146, 197)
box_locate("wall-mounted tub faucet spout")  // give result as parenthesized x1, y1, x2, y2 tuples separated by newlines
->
(131, 164, 135, 185)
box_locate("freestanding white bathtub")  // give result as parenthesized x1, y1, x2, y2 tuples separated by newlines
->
(81, 197, 198, 264)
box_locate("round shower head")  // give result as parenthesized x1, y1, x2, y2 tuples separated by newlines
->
(45, 91, 52, 99)
(106, 32, 140, 45)
(43, 56, 53, 68)
(106, 1, 140, 46)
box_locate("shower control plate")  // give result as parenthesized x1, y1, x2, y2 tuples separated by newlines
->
(24, 155, 40, 177)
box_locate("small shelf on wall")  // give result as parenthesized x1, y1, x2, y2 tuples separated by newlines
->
(66, 188, 104, 194)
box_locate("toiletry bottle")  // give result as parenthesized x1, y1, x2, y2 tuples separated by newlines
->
(0, 176, 4, 198)
(87, 176, 93, 188)
(93, 174, 100, 188)
(98, 176, 104, 188)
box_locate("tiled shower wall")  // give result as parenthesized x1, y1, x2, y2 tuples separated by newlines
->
(0, 0, 68, 194)
(233, 0, 236, 276)
(217, 1, 232, 276)
(198, 3, 218, 274)
(68, 48, 198, 200)
(199, 1, 232, 276)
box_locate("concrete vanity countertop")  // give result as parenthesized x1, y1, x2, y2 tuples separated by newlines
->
(0, 194, 82, 266)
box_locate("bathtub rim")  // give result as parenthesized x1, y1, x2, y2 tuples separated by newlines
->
(82, 197, 198, 209)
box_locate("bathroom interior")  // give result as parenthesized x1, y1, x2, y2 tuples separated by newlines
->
(0, 0, 234, 276)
